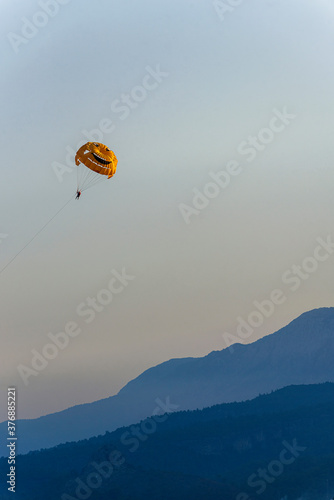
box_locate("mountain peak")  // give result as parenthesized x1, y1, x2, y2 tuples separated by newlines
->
(1, 307, 333, 456)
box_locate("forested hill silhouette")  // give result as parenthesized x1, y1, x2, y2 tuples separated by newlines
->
(1, 307, 333, 456)
(0, 383, 333, 500)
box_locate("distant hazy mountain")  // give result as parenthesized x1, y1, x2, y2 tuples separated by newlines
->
(1, 307, 333, 456)
(1, 383, 333, 500)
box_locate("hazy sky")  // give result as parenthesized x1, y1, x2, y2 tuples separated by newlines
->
(1, 0, 334, 420)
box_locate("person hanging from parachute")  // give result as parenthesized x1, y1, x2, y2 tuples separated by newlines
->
(74, 142, 118, 197)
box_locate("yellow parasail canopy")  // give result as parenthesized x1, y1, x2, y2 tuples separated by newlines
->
(75, 142, 118, 191)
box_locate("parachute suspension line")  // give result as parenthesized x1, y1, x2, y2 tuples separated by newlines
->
(81, 176, 104, 191)
(80, 165, 96, 188)
(77, 162, 88, 189)
(76, 163, 106, 192)
(82, 168, 102, 189)
(77, 164, 100, 191)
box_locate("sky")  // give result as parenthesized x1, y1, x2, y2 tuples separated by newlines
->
(1, 0, 334, 420)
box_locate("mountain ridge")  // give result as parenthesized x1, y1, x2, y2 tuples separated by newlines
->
(1, 306, 333, 456)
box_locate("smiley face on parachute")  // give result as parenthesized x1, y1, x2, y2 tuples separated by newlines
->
(75, 142, 118, 179)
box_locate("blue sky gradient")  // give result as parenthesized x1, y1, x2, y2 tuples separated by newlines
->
(1, 0, 334, 419)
